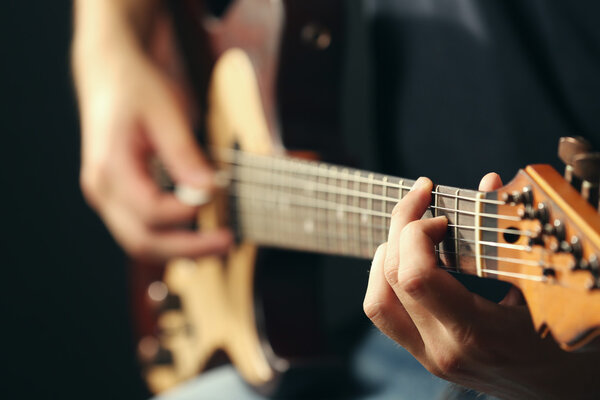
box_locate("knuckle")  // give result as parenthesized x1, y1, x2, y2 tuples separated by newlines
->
(452, 323, 479, 350)
(363, 298, 390, 324)
(431, 350, 464, 379)
(383, 261, 399, 287)
(398, 271, 427, 299)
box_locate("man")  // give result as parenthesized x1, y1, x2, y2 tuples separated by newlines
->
(72, 0, 600, 398)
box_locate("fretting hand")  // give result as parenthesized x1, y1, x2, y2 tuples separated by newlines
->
(364, 173, 599, 399)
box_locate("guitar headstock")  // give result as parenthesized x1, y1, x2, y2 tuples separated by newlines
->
(484, 137, 600, 350)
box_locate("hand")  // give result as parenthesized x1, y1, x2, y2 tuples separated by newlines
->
(72, 1, 231, 261)
(364, 173, 600, 399)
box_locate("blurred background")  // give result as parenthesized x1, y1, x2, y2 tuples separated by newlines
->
(4, 1, 150, 398)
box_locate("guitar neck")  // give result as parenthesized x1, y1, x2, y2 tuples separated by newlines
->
(224, 150, 505, 278)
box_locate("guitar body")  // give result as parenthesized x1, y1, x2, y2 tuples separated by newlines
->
(132, 0, 354, 395)
(131, 0, 600, 396)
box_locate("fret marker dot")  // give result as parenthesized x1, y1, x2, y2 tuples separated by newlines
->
(361, 213, 368, 224)
(304, 219, 315, 233)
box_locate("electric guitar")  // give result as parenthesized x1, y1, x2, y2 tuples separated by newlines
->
(132, 0, 600, 395)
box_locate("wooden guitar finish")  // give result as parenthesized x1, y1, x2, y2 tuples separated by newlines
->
(133, 0, 350, 395)
(132, 0, 600, 395)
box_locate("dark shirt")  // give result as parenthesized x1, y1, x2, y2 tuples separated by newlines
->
(368, 0, 600, 185)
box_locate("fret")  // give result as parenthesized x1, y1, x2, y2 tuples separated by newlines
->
(367, 173, 374, 256)
(454, 188, 460, 272)
(381, 176, 389, 245)
(353, 170, 361, 257)
(341, 168, 350, 256)
(399, 179, 405, 201)
(474, 192, 483, 278)
(318, 163, 330, 253)
(328, 166, 338, 254)
(281, 158, 291, 248)
(433, 185, 440, 259)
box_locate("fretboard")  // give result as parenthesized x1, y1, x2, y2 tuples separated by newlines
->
(222, 150, 503, 276)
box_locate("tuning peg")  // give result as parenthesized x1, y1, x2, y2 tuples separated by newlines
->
(572, 152, 600, 207)
(558, 136, 592, 185)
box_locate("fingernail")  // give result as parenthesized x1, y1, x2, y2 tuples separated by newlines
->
(175, 184, 211, 206)
(410, 177, 428, 192)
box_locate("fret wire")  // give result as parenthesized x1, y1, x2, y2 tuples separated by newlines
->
(354, 171, 361, 256)
(400, 179, 405, 202)
(475, 193, 483, 277)
(230, 175, 519, 222)
(381, 176, 389, 245)
(342, 168, 350, 256)
(433, 185, 440, 259)
(367, 173, 374, 256)
(320, 163, 331, 252)
(454, 189, 460, 272)
(214, 148, 505, 205)
(329, 166, 338, 254)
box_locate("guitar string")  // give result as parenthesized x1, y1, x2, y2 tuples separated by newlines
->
(228, 167, 517, 219)
(230, 179, 522, 226)
(236, 220, 549, 282)
(241, 213, 545, 269)
(234, 190, 534, 252)
(212, 147, 507, 205)
(433, 249, 546, 268)
(230, 176, 522, 222)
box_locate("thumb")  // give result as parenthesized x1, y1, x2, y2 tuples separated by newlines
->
(144, 77, 213, 191)
(478, 172, 503, 192)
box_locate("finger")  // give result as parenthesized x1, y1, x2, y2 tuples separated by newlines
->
(364, 244, 424, 357)
(396, 216, 489, 335)
(384, 177, 434, 288)
(388, 216, 448, 333)
(478, 172, 503, 192)
(144, 76, 213, 190)
(103, 204, 231, 261)
(120, 130, 201, 227)
(147, 228, 232, 260)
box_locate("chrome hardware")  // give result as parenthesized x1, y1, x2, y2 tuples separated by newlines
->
(558, 136, 592, 185)
(572, 152, 600, 208)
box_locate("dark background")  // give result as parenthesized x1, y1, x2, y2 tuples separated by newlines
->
(4, 1, 149, 398)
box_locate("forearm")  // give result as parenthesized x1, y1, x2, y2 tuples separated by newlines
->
(71, 0, 160, 77)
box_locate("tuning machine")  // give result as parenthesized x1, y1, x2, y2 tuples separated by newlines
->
(558, 136, 600, 208)
(558, 136, 592, 187)
(572, 152, 600, 208)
